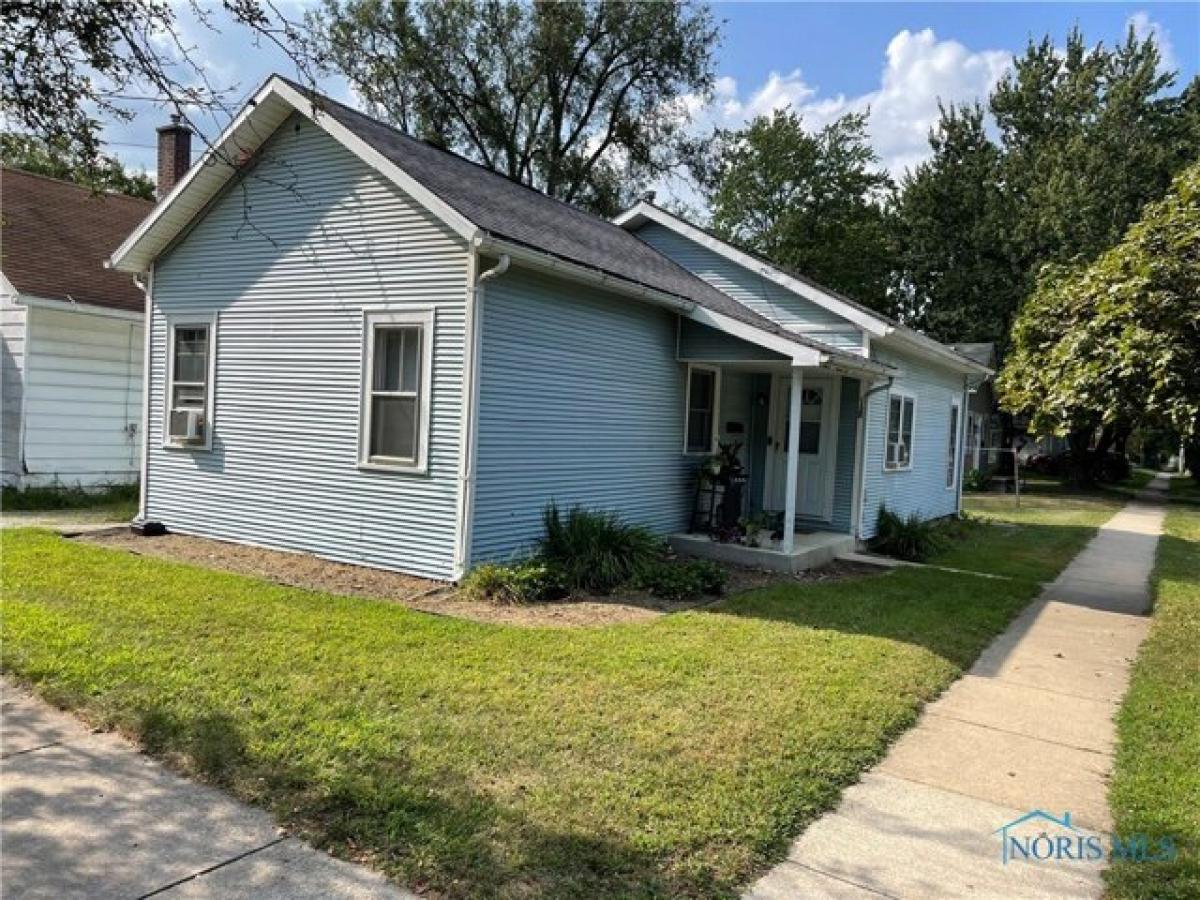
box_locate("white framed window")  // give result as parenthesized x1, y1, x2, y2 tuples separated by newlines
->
(684, 364, 720, 454)
(946, 399, 961, 488)
(359, 308, 434, 472)
(884, 390, 916, 472)
(164, 314, 217, 450)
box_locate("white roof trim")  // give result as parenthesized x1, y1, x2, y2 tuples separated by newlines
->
(110, 76, 479, 273)
(614, 202, 888, 337)
(615, 201, 992, 377)
(15, 293, 144, 322)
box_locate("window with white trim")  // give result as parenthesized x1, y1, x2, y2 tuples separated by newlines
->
(946, 400, 960, 488)
(360, 309, 433, 471)
(165, 318, 215, 448)
(684, 365, 719, 454)
(884, 392, 915, 471)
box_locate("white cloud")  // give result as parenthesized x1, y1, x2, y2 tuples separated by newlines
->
(1127, 11, 1179, 75)
(675, 28, 1012, 193)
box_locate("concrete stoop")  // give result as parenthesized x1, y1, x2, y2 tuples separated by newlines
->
(669, 531, 857, 573)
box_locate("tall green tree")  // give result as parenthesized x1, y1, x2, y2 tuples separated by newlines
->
(893, 103, 1010, 342)
(1, 1, 312, 186)
(703, 109, 895, 312)
(998, 161, 1200, 483)
(307, 0, 719, 216)
(894, 26, 1200, 350)
(1, 134, 155, 200)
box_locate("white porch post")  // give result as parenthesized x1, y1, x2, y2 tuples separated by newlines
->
(782, 367, 804, 553)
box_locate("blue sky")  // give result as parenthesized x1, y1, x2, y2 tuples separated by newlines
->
(106, 2, 1198, 200)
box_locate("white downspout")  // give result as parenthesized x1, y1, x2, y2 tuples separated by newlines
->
(133, 266, 154, 524)
(781, 367, 803, 554)
(453, 251, 510, 580)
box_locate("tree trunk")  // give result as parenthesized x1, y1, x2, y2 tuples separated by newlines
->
(1065, 426, 1096, 487)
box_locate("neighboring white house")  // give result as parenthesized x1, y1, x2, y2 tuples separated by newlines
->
(1, 168, 154, 489)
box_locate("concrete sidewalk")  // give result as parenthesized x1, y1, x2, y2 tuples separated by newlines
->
(1, 683, 416, 899)
(748, 477, 1169, 899)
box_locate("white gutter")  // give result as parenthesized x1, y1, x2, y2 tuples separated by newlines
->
(133, 267, 154, 523)
(453, 251, 511, 580)
(15, 294, 144, 323)
(475, 235, 696, 315)
(881, 327, 994, 377)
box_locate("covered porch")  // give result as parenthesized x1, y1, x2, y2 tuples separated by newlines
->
(670, 317, 890, 568)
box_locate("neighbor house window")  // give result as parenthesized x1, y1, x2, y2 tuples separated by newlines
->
(360, 309, 434, 471)
(684, 365, 720, 454)
(946, 400, 960, 488)
(884, 392, 915, 471)
(165, 317, 216, 449)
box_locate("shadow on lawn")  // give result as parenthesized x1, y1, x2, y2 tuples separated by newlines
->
(123, 704, 683, 899)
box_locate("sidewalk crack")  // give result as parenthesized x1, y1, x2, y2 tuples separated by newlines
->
(135, 836, 289, 898)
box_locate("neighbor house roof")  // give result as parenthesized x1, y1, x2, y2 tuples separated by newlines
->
(2, 168, 153, 313)
(949, 342, 997, 369)
(110, 75, 892, 373)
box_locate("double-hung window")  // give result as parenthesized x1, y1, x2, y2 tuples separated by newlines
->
(360, 309, 433, 472)
(684, 365, 720, 454)
(946, 400, 960, 488)
(165, 316, 216, 449)
(884, 391, 915, 471)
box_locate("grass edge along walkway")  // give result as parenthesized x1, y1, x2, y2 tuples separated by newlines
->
(1106, 498, 1200, 899)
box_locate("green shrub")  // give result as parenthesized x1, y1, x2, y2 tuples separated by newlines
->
(962, 467, 993, 492)
(637, 560, 728, 603)
(871, 505, 946, 562)
(540, 502, 661, 594)
(460, 559, 568, 605)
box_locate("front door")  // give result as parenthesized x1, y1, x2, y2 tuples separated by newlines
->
(766, 375, 837, 520)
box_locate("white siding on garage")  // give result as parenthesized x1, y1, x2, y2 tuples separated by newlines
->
(1, 289, 27, 485)
(147, 114, 470, 580)
(859, 344, 966, 538)
(18, 305, 142, 486)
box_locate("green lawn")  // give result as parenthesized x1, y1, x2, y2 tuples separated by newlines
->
(0, 499, 1103, 899)
(1107, 500, 1200, 899)
(944, 490, 1123, 581)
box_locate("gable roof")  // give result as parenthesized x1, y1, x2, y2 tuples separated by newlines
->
(2, 168, 153, 313)
(615, 201, 993, 376)
(110, 76, 891, 373)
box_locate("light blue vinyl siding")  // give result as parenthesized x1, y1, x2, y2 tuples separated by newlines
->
(859, 346, 966, 538)
(471, 268, 691, 562)
(149, 115, 469, 579)
(830, 376, 860, 532)
(633, 222, 863, 350)
(677, 318, 787, 362)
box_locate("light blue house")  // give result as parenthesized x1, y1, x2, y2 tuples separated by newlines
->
(110, 76, 991, 581)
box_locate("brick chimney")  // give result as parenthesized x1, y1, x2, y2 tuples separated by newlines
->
(156, 114, 193, 199)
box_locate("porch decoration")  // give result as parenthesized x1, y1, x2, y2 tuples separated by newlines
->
(690, 442, 747, 538)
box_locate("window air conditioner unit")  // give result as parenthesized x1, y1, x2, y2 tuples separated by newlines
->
(177, 409, 204, 443)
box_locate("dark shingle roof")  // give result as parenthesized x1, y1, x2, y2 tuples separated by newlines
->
(1, 168, 153, 313)
(284, 79, 860, 362)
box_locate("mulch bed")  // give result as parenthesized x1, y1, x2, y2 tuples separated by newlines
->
(81, 530, 874, 628)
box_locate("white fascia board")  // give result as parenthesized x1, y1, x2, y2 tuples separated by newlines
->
(15, 293, 144, 323)
(614, 202, 889, 337)
(110, 76, 480, 274)
(688, 307, 822, 366)
(879, 328, 994, 377)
